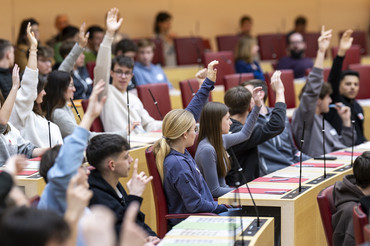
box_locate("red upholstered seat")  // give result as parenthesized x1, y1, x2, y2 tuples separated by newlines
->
(223, 73, 254, 91)
(86, 61, 96, 80)
(305, 67, 331, 82)
(179, 79, 212, 108)
(339, 30, 368, 56)
(136, 83, 172, 120)
(353, 205, 368, 245)
(203, 51, 235, 86)
(331, 45, 361, 70)
(174, 37, 205, 66)
(317, 185, 336, 246)
(81, 99, 105, 132)
(216, 35, 239, 52)
(257, 34, 286, 60)
(145, 146, 216, 238)
(303, 32, 320, 58)
(349, 64, 370, 100)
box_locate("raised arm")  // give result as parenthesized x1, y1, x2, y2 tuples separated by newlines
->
(94, 8, 123, 96)
(185, 61, 217, 121)
(223, 87, 262, 149)
(59, 22, 89, 72)
(10, 23, 39, 127)
(314, 26, 332, 69)
(328, 29, 353, 102)
(0, 65, 20, 125)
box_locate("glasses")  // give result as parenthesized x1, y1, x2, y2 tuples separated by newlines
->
(113, 70, 133, 77)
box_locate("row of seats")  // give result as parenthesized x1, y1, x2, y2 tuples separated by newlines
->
(317, 185, 370, 245)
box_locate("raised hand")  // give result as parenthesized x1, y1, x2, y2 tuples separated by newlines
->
(195, 68, 207, 83)
(4, 155, 28, 177)
(85, 79, 107, 119)
(120, 202, 148, 246)
(106, 8, 123, 35)
(318, 26, 332, 53)
(12, 64, 20, 90)
(82, 205, 116, 246)
(127, 159, 153, 197)
(338, 29, 353, 56)
(206, 60, 219, 82)
(65, 169, 93, 223)
(270, 71, 284, 94)
(336, 104, 351, 127)
(78, 22, 89, 48)
(26, 22, 38, 49)
(252, 87, 263, 107)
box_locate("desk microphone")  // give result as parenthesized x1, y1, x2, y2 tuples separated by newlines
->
(299, 121, 306, 193)
(322, 115, 327, 179)
(46, 102, 51, 148)
(127, 87, 131, 148)
(229, 148, 260, 228)
(187, 80, 195, 97)
(148, 88, 163, 120)
(70, 98, 81, 121)
(238, 73, 242, 85)
(191, 37, 203, 68)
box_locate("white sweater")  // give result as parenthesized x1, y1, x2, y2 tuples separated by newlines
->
(101, 84, 162, 134)
(9, 67, 63, 147)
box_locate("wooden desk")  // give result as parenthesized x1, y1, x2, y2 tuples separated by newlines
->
(218, 149, 362, 246)
(159, 216, 274, 246)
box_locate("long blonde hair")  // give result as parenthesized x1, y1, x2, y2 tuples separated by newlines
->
(235, 36, 256, 64)
(153, 109, 194, 181)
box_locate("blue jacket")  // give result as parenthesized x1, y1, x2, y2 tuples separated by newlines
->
(162, 77, 227, 225)
(133, 62, 173, 88)
(235, 60, 265, 81)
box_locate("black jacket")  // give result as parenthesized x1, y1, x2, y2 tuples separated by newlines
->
(226, 102, 286, 185)
(88, 169, 157, 237)
(325, 55, 366, 145)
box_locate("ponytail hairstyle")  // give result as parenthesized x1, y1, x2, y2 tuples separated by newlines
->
(198, 102, 230, 178)
(153, 109, 194, 181)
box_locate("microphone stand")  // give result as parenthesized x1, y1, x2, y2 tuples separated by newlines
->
(46, 102, 51, 148)
(191, 37, 203, 69)
(238, 73, 242, 85)
(148, 88, 163, 120)
(187, 80, 195, 97)
(299, 121, 306, 193)
(70, 98, 81, 121)
(322, 115, 327, 179)
(127, 87, 131, 149)
(350, 102, 355, 166)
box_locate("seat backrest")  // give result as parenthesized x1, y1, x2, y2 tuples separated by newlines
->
(257, 34, 286, 60)
(317, 185, 336, 246)
(81, 99, 105, 132)
(179, 79, 212, 108)
(353, 205, 369, 245)
(349, 64, 370, 100)
(152, 38, 165, 66)
(305, 67, 331, 82)
(86, 61, 96, 80)
(174, 37, 205, 65)
(303, 32, 320, 58)
(265, 69, 295, 108)
(203, 51, 235, 86)
(216, 35, 239, 52)
(331, 45, 361, 70)
(136, 83, 172, 120)
(145, 146, 169, 238)
(339, 30, 368, 56)
(223, 73, 254, 91)
(364, 224, 370, 243)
